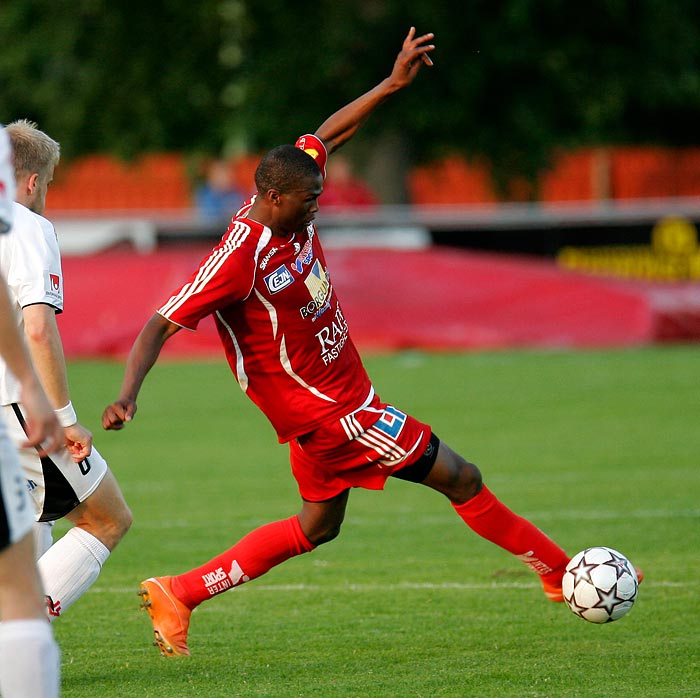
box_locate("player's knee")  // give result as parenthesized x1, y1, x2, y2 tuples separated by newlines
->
(456, 460, 483, 503)
(433, 452, 483, 504)
(68, 500, 132, 550)
(308, 522, 343, 546)
(115, 503, 133, 539)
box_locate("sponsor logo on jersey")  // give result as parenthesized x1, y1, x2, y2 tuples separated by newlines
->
(43, 271, 62, 304)
(264, 264, 294, 294)
(259, 246, 279, 270)
(300, 259, 331, 321)
(315, 306, 349, 365)
(293, 238, 314, 273)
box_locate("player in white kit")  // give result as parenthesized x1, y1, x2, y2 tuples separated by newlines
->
(0, 125, 61, 698)
(1, 120, 132, 620)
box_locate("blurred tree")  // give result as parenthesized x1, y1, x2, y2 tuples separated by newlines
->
(3, 0, 700, 198)
(0, 0, 238, 159)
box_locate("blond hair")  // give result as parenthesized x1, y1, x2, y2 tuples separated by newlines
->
(5, 119, 60, 180)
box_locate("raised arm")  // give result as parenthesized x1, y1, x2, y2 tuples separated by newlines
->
(315, 27, 435, 154)
(102, 312, 181, 430)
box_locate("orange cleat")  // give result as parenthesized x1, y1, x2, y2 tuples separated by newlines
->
(542, 578, 565, 603)
(138, 576, 192, 657)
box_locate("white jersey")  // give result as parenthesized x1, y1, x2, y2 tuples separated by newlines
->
(0, 129, 14, 234)
(0, 202, 63, 405)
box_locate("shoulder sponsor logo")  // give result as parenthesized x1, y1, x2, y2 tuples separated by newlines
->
(259, 246, 279, 270)
(264, 264, 294, 294)
(44, 271, 61, 300)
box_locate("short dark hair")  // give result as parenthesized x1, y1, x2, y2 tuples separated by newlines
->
(255, 144, 321, 194)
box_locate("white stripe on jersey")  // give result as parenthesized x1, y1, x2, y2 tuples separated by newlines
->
(215, 311, 248, 392)
(279, 334, 336, 403)
(339, 388, 377, 440)
(254, 289, 278, 339)
(160, 221, 252, 318)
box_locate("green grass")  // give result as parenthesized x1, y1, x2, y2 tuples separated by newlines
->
(54, 347, 700, 697)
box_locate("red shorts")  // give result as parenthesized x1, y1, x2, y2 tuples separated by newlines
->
(289, 392, 432, 502)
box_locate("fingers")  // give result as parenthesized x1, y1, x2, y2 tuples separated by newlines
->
(66, 440, 92, 462)
(102, 401, 134, 430)
(21, 420, 63, 456)
(403, 27, 435, 67)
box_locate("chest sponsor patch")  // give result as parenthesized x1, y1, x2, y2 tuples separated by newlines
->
(293, 239, 314, 273)
(299, 260, 331, 322)
(264, 264, 294, 294)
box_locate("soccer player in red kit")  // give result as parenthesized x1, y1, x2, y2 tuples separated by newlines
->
(103, 28, 575, 657)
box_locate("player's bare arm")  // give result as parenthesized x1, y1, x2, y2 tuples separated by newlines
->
(22, 302, 94, 460)
(315, 26, 435, 154)
(102, 312, 181, 430)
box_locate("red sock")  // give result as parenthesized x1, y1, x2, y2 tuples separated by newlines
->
(171, 516, 315, 608)
(452, 485, 568, 584)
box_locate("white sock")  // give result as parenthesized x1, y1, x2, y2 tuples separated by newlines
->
(33, 521, 55, 559)
(37, 527, 110, 620)
(0, 619, 60, 698)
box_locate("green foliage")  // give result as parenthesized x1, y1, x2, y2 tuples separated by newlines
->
(54, 348, 700, 696)
(3, 1, 700, 188)
(0, 0, 234, 159)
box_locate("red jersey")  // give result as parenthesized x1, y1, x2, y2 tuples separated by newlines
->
(158, 135, 373, 442)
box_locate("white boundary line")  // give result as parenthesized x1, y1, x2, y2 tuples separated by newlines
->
(91, 579, 692, 594)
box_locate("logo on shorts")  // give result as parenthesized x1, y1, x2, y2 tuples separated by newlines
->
(375, 406, 407, 439)
(264, 265, 294, 294)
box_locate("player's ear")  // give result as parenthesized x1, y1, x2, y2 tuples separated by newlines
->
(267, 188, 283, 206)
(16, 171, 38, 195)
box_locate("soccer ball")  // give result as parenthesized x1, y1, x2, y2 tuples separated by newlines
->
(562, 546, 638, 623)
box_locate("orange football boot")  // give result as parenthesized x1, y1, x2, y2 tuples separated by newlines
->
(138, 576, 192, 657)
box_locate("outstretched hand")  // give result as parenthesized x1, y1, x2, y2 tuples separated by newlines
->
(102, 399, 137, 431)
(388, 27, 435, 90)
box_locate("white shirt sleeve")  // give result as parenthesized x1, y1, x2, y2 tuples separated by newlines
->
(6, 203, 64, 313)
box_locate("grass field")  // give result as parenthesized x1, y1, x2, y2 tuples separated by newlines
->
(53, 347, 699, 697)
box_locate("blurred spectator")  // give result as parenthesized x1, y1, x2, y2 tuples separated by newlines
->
(195, 158, 244, 221)
(320, 154, 378, 209)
